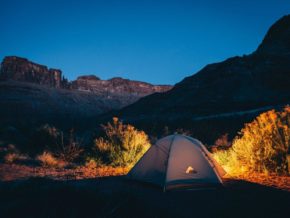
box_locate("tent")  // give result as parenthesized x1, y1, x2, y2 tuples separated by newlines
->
(128, 134, 225, 190)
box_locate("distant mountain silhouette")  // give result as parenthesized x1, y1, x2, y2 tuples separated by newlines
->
(0, 57, 171, 129)
(105, 15, 290, 143)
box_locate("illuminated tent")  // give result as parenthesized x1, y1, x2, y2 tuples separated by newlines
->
(128, 134, 225, 190)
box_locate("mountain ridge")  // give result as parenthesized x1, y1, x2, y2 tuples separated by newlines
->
(0, 56, 172, 129)
(0, 56, 172, 94)
(102, 15, 290, 143)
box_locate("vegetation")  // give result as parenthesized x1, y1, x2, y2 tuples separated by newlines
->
(4, 152, 29, 164)
(36, 151, 67, 168)
(94, 117, 151, 166)
(1, 118, 149, 174)
(213, 106, 290, 175)
(55, 130, 84, 162)
(1, 106, 289, 186)
(0, 144, 29, 164)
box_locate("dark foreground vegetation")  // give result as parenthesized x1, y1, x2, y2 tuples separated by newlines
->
(0, 176, 289, 218)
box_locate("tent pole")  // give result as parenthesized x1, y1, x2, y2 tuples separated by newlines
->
(163, 134, 176, 193)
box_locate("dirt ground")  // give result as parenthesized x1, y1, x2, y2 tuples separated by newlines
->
(0, 163, 130, 181)
(0, 173, 289, 218)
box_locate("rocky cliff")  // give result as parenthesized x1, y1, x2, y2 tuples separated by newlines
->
(0, 56, 67, 88)
(72, 75, 172, 97)
(0, 56, 172, 97)
(0, 56, 172, 129)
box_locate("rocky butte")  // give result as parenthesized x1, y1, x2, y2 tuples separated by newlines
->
(0, 56, 172, 98)
(0, 56, 66, 88)
(0, 56, 172, 129)
(72, 75, 172, 97)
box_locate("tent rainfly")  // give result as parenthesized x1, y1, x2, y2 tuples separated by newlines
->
(128, 134, 225, 190)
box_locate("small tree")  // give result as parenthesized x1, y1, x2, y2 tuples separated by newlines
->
(94, 117, 151, 166)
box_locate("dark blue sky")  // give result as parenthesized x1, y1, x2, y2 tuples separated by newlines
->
(0, 0, 289, 84)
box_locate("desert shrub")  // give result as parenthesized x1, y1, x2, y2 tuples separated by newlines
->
(1, 144, 30, 164)
(85, 159, 98, 169)
(32, 124, 83, 162)
(85, 157, 103, 167)
(30, 126, 84, 163)
(213, 106, 290, 175)
(4, 152, 29, 164)
(94, 117, 151, 166)
(83, 158, 104, 171)
(55, 130, 84, 162)
(36, 151, 66, 168)
(4, 153, 18, 163)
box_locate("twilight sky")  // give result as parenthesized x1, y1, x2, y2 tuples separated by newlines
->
(0, 0, 289, 84)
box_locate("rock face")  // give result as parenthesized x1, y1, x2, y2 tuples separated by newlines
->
(72, 75, 172, 97)
(107, 15, 290, 143)
(0, 55, 172, 129)
(0, 56, 66, 88)
(0, 56, 172, 98)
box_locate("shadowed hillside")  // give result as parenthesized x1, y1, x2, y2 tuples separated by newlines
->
(104, 15, 290, 143)
(0, 57, 172, 129)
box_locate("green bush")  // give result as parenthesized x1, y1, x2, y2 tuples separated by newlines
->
(94, 117, 151, 167)
(213, 106, 290, 175)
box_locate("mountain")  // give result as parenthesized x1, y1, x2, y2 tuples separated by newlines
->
(0, 56, 67, 88)
(0, 56, 172, 129)
(107, 15, 290, 143)
(71, 75, 172, 97)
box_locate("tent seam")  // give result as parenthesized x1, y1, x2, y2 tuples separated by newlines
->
(163, 134, 176, 192)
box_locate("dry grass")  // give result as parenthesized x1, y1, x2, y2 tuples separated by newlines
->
(4, 153, 29, 164)
(0, 163, 288, 192)
(224, 173, 290, 191)
(0, 163, 129, 181)
(56, 131, 84, 162)
(4, 153, 20, 163)
(36, 151, 67, 168)
(78, 164, 130, 178)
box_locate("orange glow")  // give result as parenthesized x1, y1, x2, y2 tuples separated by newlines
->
(213, 106, 290, 176)
(0, 163, 129, 181)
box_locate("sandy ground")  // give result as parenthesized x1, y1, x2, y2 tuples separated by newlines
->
(0, 164, 289, 218)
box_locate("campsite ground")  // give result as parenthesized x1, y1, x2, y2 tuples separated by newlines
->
(0, 166, 289, 218)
